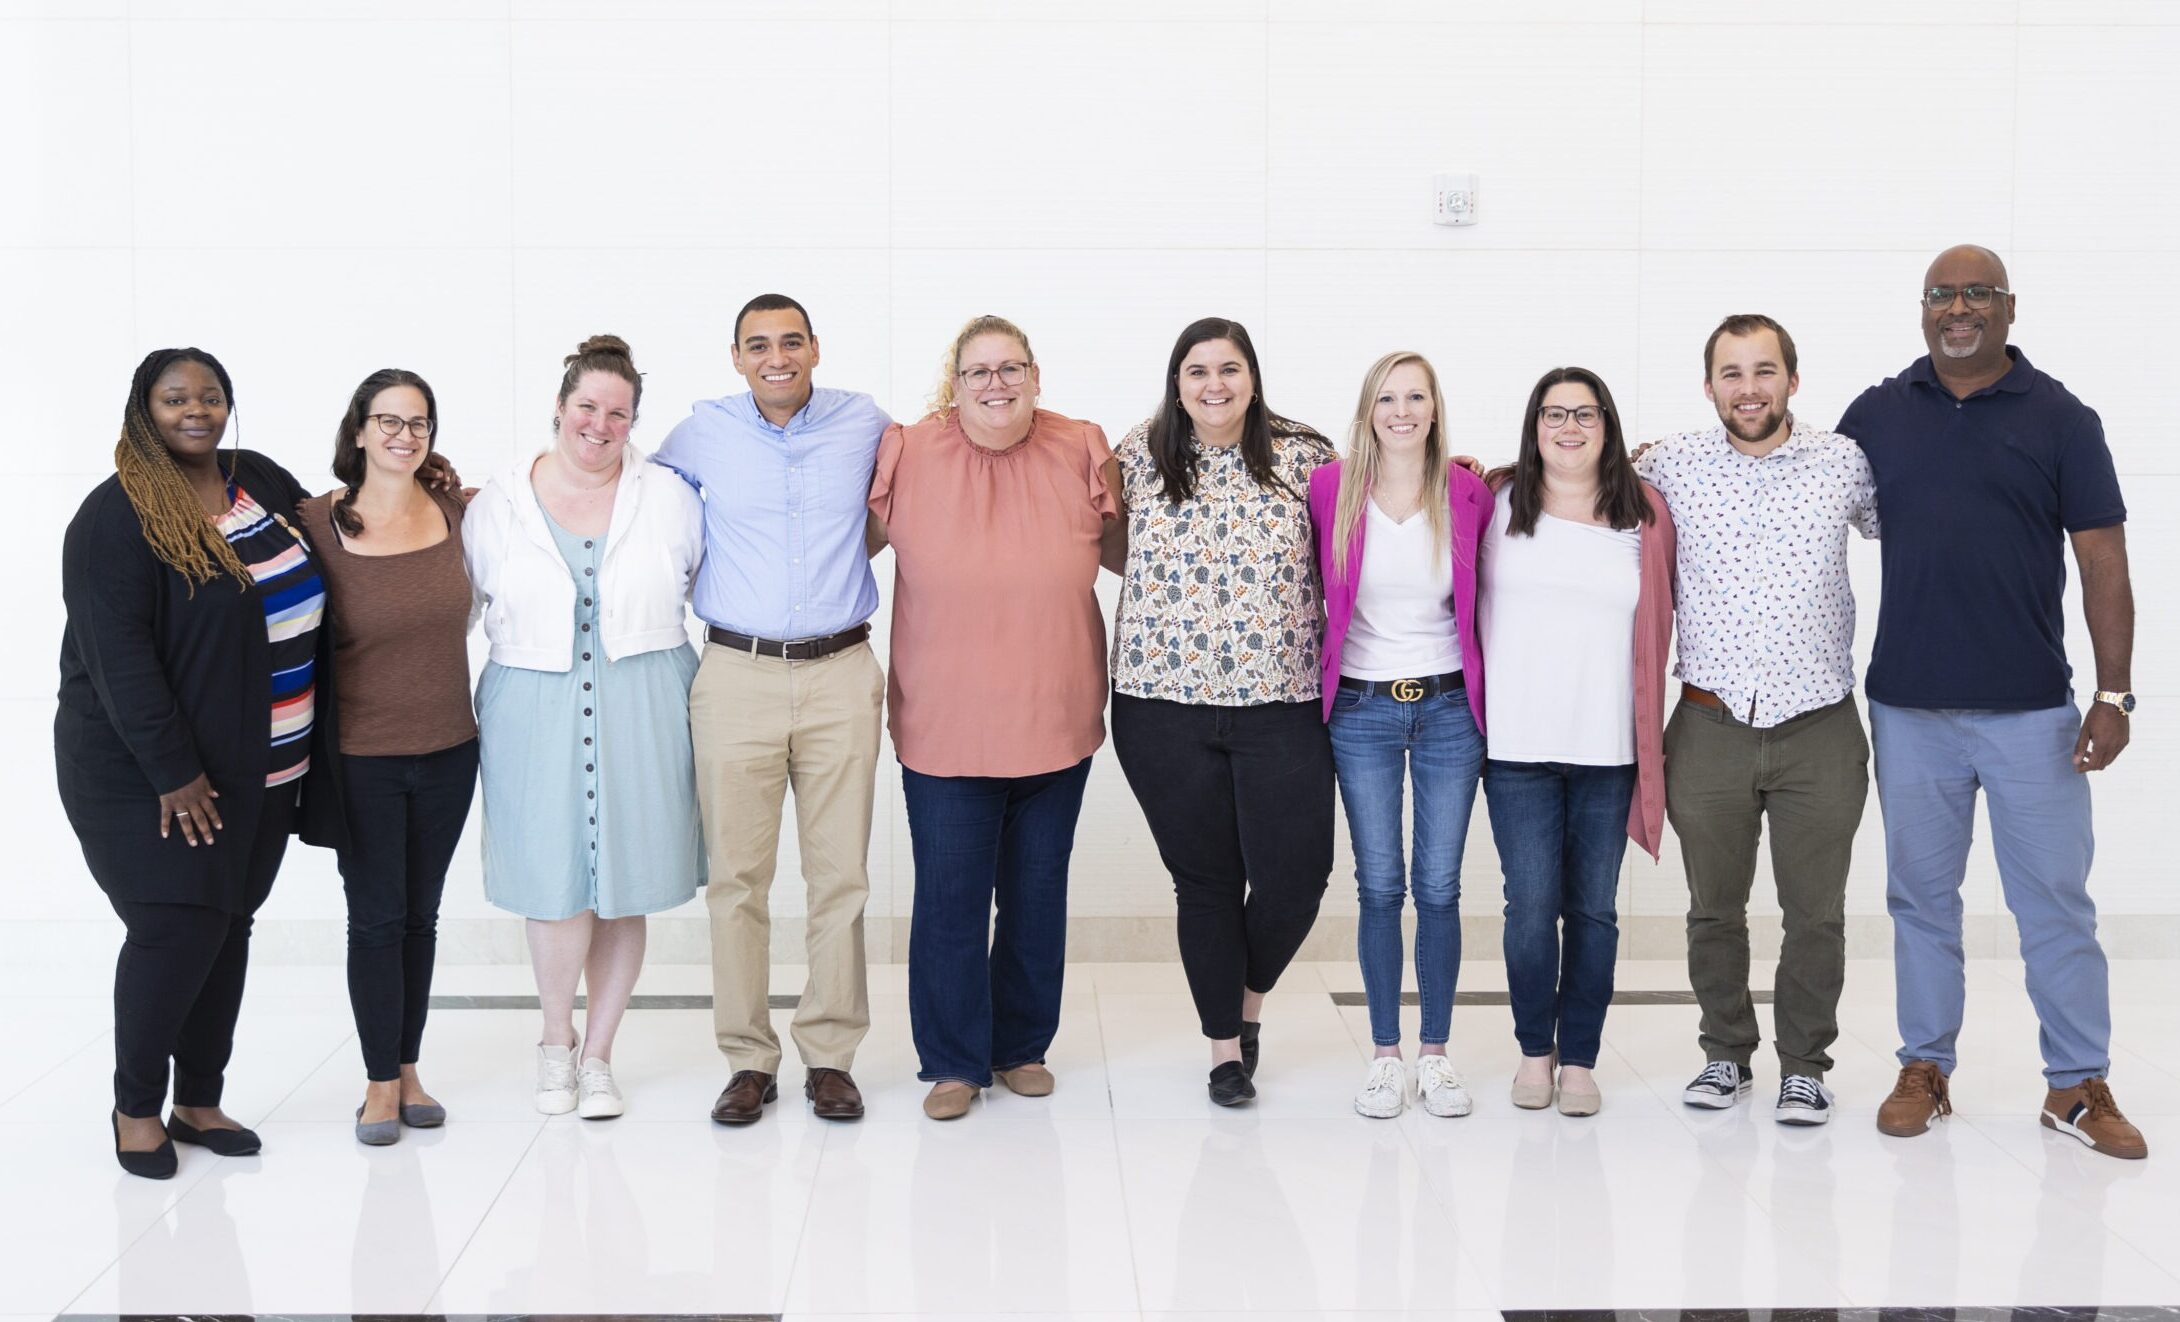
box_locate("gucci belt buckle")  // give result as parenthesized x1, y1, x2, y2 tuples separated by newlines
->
(1389, 678, 1425, 702)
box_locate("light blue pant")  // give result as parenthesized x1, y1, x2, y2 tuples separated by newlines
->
(1868, 699, 2108, 1086)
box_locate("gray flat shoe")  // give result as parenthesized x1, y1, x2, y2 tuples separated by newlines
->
(355, 1106, 400, 1146)
(399, 1101, 446, 1128)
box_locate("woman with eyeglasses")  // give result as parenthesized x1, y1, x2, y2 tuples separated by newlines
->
(58, 347, 327, 1178)
(1309, 352, 1493, 1120)
(296, 371, 479, 1146)
(1108, 317, 1338, 1108)
(464, 335, 705, 1120)
(1479, 367, 1673, 1117)
(866, 315, 1121, 1121)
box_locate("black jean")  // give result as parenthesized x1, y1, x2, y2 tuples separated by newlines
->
(1110, 693, 1335, 1039)
(108, 786, 294, 1118)
(337, 739, 479, 1081)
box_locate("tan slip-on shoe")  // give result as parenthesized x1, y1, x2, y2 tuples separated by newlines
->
(2042, 1077, 2148, 1160)
(996, 1064, 1055, 1097)
(923, 1082, 978, 1120)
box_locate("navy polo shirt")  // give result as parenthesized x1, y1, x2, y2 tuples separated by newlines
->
(1837, 347, 2125, 711)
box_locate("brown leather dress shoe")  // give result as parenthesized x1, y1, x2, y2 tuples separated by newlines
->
(805, 1067, 865, 1120)
(710, 1070, 777, 1125)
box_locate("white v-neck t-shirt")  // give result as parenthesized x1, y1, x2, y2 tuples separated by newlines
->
(1341, 500, 1463, 681)
(1479, 495, 1640, 765)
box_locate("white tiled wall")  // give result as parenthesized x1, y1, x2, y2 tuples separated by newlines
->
(8, 2, 2176, 965)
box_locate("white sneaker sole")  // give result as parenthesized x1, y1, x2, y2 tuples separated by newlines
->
(1421, 1092, 1474, 1118)
(1775, 1105, 1832, 1126)
(1354, 1092, 1405, 1119)
(578, 1097, 625, 1120)
(1682, 1083, 1752, 1110)
(535, 1090, 576, 1116)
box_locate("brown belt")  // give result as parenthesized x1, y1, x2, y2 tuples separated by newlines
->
(706, 622, 869, 661)
(1680, 683, 1727, 712)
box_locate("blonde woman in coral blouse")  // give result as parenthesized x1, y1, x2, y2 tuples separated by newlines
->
(867, 315, 1124, 1121)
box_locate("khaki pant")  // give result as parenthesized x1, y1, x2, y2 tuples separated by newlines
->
(692, 639, 883, 1075)
(1665, 693, 1869, 1079)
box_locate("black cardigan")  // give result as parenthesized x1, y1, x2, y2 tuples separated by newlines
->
(54, 449, 348, 911)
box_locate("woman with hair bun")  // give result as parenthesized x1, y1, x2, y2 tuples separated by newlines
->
(58, 347, 327, 1178)
(296, 369, 479, 1146)
(463, 335, 706, 1119)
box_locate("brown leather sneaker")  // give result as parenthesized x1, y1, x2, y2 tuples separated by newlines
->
(709, 1070, 776, 1126)
(1877, 1059, 1952, 1137)
(806, 1067, 866, 1120)
(2042, 1077, 2149, 1160)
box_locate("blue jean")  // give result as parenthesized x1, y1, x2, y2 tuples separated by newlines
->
(1328, 683, 1485, 1046)
(903, 756, 1093, 1086)
(1869, 700, 2107, 1086)
(1483, 759, 1636, 1069)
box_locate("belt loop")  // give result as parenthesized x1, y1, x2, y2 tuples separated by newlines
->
(748, 634, 759, 659)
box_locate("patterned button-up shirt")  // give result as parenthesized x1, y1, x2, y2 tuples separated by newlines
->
(1634, 418, 1879, 727)
(1111, 418, 1334, 705)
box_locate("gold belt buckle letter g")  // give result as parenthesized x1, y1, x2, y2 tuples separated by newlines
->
(1389, 678, 1425, 702)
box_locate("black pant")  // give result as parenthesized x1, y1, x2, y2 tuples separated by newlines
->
(1110, 693, 1335, 1039)
(338, 740, 479, 1081)
(108, 786, 294, 1118)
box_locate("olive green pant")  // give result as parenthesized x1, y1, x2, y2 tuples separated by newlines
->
(1665, 693, 1868, 1079)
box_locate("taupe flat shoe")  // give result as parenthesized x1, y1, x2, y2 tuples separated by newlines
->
(922, 1082, 977, 1120)
(996, 1064, 1055, 1097)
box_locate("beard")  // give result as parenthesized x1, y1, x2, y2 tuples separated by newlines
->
(1721, 401, 1786, 445)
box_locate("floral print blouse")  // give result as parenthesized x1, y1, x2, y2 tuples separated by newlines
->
(1111, 417, 1335, 705)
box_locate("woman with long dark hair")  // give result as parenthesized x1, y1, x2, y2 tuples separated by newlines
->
(297, 369, 479, 1145)
(1108, 317, 1338, 1107)
(1479, 366, 1674, 1117)
(58, 347, 327, 1177)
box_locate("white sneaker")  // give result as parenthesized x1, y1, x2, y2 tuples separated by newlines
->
(1354, 1056, 1408, 1119)
(577, 1056, 625, 1120)
(1416, 1054, 1473, 1118)
(535, 1044, 577, 1115)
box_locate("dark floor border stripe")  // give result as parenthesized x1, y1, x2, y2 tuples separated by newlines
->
(1503, 1311, 2180, 1322)
(426, 990, 1760, 1011)
(56, 1313, 780, 1321)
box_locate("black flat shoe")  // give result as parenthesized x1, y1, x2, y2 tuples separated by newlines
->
(111, 1112, 177, 1180)
(1239, 1021, 1262, 1079)
(1208, 1060, 1256, 1107)
(166, 1115, 262, 1156)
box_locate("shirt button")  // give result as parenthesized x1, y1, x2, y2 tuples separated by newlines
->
(584, 540, 594, 549)
(584, 598, 593, 606)
(582, 652, 591, 661)
(581, 623, 591, 632)
(583, 682, 592, 691)
(586, 790, 595, 799)
(586, 763, 595, 773)
(584, 567, 594, 576)
(589, 816, 596, 825)
(584, 737, 592, 745)
(583, 707, 592, 717)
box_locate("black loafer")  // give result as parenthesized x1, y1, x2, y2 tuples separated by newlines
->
(166, 1115, 262, 1156)
(112, 1112, 177, 1180)
(1208, 1060, 1256, 1107)
(1239, 1021, 1262, 1079)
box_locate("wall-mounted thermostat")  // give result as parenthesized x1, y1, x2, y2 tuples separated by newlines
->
(1433, 173, 1478, 227)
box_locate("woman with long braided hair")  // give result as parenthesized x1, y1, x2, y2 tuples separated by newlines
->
(57, 347, 326, 1178)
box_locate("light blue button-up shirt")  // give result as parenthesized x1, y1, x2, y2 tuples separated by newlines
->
(654, 386, 891, 639)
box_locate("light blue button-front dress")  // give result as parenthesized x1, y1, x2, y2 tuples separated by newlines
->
(476, 512, 704, 920)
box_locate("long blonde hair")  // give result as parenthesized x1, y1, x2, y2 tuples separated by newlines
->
(1331, 351, 1452, 578)
(925, 314, 1034, 418)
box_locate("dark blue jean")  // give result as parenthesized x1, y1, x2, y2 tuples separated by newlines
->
(1328, 682, 1485, 1047)
(1482, 758, 1636, 1069)
(903, 756, 1093, 1086)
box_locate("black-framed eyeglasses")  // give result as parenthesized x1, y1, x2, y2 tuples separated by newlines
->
(1538, 404, 1605, 429)
(367, 414, 435, 439)
(1922, 284, 2010, 311)
(959, 362, 1031, 389)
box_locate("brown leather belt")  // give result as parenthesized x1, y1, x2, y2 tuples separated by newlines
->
(706, 622, 869, 661)
(1680, 683, 1727, 712)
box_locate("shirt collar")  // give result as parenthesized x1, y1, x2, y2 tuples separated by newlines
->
(1906, 345, 2036, 397)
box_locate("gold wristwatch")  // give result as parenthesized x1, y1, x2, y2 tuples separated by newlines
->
(2093, 690, 2136, 715)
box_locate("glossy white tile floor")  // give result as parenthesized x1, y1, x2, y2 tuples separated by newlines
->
(5, 957, 2178, 1321)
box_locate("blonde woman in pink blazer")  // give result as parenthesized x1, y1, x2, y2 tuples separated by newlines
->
(1308, 351, 1494, 1121)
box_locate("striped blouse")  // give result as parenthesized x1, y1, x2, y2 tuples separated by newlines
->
(217, 484, 325, 787)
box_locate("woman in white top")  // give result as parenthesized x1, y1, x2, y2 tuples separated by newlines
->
(1308, 353, 1494, 1121)
(463, 335, 706, 1119)
(1479, 366, 1673, 1118)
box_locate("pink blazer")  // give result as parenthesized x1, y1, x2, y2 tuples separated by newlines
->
(1307, 460, 1492, 736)
(1628, 483, 1676, 861)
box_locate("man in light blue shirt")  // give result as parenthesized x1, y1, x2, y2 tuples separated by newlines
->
(655, 293, 893, 1126)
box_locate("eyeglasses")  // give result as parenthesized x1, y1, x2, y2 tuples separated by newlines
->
(367, 414, 435, 439)
(1922, 284, 2010, 311)
(959, 362, 1031, 390)
(1538, 405, 1605, 429)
